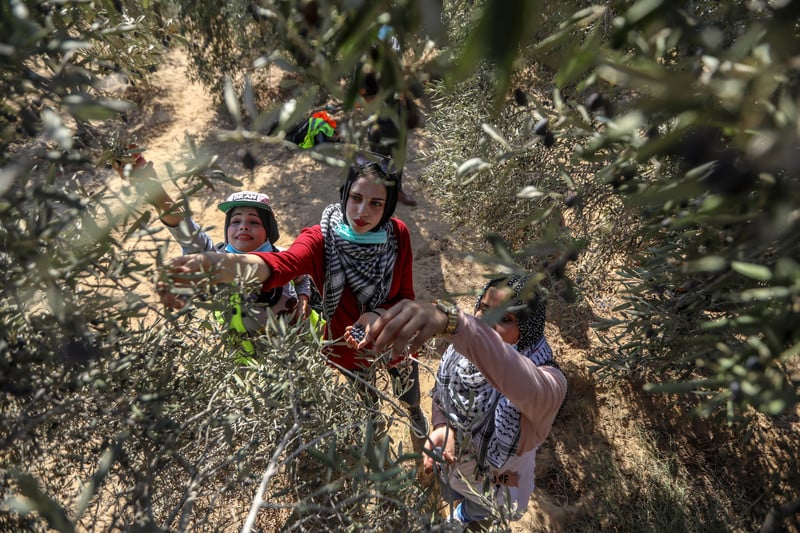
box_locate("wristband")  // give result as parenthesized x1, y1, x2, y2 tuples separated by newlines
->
(434, 300, 459, 336)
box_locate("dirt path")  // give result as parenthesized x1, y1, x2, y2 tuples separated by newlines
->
(121, 47, 576, 531)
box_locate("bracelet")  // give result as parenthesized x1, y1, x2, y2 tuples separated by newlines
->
(434, 300, 459, 336)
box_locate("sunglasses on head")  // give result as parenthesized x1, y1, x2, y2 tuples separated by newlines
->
(354, 152, 396, 180)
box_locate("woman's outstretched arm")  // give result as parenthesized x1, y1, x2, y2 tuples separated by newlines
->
(166, 252, 272, 286)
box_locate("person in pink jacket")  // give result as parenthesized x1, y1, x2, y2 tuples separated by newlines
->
(361, 274, 567, 526)
(163, 152, 427, 441)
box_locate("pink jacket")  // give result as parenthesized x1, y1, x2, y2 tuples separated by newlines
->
(431, 311, 566, 456)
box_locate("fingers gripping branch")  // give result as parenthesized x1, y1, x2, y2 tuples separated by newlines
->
(360, 299, 452, 356)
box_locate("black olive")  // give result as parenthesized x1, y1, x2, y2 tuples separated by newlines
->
(241, 150, 256, 171)
(745, 356, 764, 372)
(585, 92, 604, 111)
(729, 381, 743, 403)
(514, 88, 528, 107)
(533, 118, 549, 135)
(410, 80, 425, 99)
(564, 191, 579, 207)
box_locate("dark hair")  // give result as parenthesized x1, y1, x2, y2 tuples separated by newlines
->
(340, 151, 399, 231)
(362, 71, 380, 98)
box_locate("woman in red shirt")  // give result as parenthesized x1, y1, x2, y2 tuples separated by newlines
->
(164, 153, 426, 441)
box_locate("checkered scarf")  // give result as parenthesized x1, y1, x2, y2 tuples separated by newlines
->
(319, 203, 397, 321)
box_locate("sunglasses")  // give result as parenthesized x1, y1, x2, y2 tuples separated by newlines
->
(354, 151, 397, 180)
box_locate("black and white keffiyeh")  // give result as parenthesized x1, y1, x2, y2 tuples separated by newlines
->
(319, 203, 398, 320)
(435, 274, 554, 471)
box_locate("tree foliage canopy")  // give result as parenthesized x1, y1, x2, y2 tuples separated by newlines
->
(1, 0, 799, 531)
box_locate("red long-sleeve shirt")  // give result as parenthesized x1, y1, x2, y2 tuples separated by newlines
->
(251, 218, 415, 369)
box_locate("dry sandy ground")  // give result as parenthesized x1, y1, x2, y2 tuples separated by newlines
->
(114, 48, 587, 532)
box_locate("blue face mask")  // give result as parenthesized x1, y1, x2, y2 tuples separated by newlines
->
(334, 221, 387, 244)
(224, 241, 275, 254)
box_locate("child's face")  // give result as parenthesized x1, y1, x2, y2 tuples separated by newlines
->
(227, 207, 268, 252)
(475, 287, 521, 345)
(345, 175, 387, 234)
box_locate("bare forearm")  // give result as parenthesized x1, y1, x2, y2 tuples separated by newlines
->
(208, 253, 271, 284)
(127, 172, 182, 227)
(167, 252, 272, 285)
(149, 190, 184, 227)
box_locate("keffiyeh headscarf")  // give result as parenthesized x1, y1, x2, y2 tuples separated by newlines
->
(435, 274, 554, 471)
(319, 202, 398, 321)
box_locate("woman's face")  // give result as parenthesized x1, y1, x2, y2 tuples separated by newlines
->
(345, 175, 387, 234)
(226, 207, 268, 252)
(475, 286, 521, 345)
